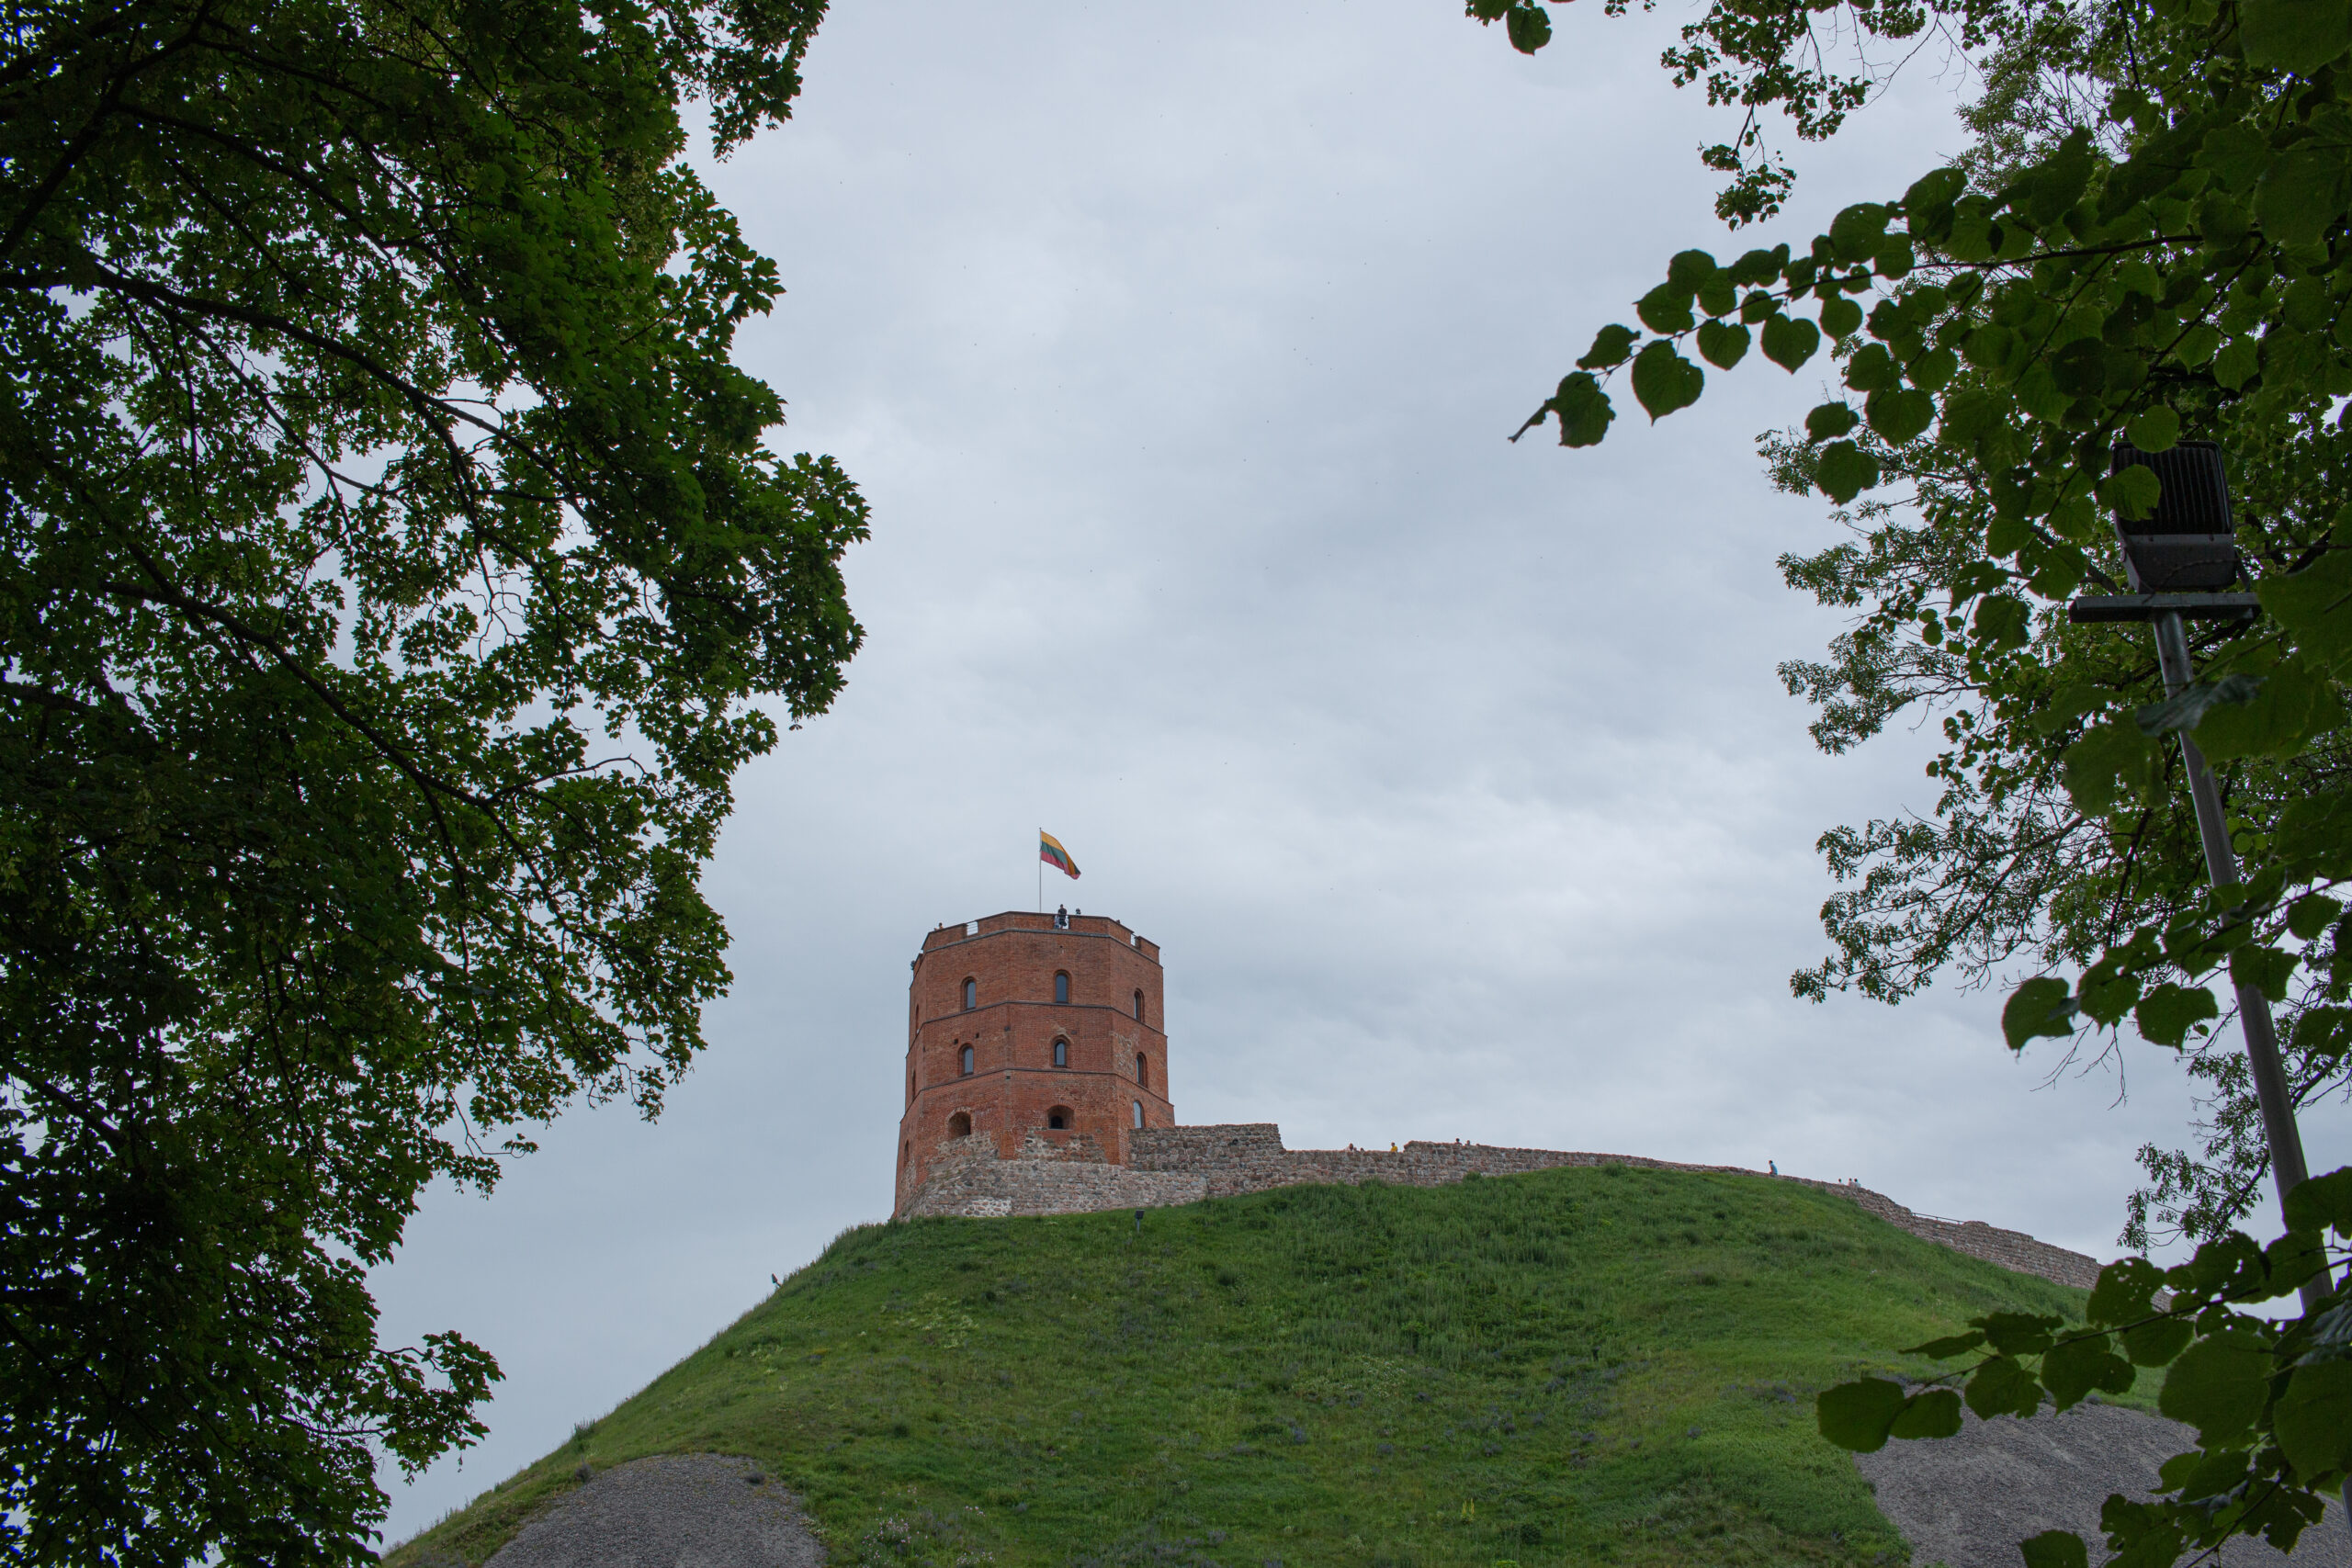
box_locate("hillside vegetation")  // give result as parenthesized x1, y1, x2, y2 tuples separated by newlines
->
(390, 1164, 2120, 1567)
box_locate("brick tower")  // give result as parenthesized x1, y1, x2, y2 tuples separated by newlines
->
(894, 910, 1170, 1215)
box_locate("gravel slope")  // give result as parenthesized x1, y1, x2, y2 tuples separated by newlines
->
(481, 1455, 824, 1568)
(1855, 1401, 2346, 1567)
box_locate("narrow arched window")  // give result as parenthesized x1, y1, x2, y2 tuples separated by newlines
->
(949, 1111, 971, 1138)
(1054, 971, 1069, 1004)
(1133, 989, 1145, 1021)
(1052, 1038, 1069, 1067)
(962, 977, 976, 1010)
(1133, 1100, 1144, 1129)
(960, 1045, 974, 1076)
(1136, 1053, 1148, 1089)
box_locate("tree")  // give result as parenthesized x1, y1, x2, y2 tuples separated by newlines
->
(1463, 0, 2352, 1554)
(0, 3, 865, 1563)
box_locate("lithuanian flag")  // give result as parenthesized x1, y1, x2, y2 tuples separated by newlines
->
(1039, 830, 1080, 880)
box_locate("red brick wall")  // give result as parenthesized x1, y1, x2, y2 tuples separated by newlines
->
(894, 911, 1171, 1214)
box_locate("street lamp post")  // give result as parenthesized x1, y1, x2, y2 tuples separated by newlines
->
(2068, 441, 2326, 1314)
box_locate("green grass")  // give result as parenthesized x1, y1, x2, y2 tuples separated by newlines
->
(388, 1165, 2123, 1568)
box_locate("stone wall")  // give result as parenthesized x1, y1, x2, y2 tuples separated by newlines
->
(899, 1121, 2111, 1292)
(900, 1135, 1206, 1219)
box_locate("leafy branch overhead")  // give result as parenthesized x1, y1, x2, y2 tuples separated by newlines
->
(1818, 1169, 2352, 1564)
(0, 2, 862, 1564)
(1472, 0, 2352, 1553)
(1473, 0, 2352, 1209)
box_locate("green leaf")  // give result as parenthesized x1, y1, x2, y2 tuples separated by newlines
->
(2215, 336, 2261, 389)
(2087, 1258, 2165, 1325)
(2016, 128, 2097, 226)
(1977, 1311, 2064, 1357)
(1817, 1376, 1906, 1451)
(1843, 343, 1901, 391)
(1903, 166, 1968, 214)
(2133, 672, 2261, 736)
(1964, 1355, 2043, 1419)
(2136, 983, 2220, 1046)
(1637, 283, 1696, 334)
(2043, 1332, 2134, 1411)
(1888, 1387, 1963, 1439)
(1728, 245, 1787, 285)
(1542, 372, 1616, 447)
(1577, 324, 1638, 369)
(2195, 658, 2344, 762)
(2176, 322, 2222, 367)
(2158, 1329, 2273, 1445)
(1667, 249, 1719, 290)
(2052, 338, 2108, 397)
(2239, 0, 2352, 73)
(1696, 318, 1750, 369)
(2064, 720, 2160, 816)
(1828, 202, 1891, 261)
(2230, 942, 2299, 1004)
(1815, 440, 1880, 502)
(2120, 1314, 2194, 1367)
(1760, 313, 1821, 370)
(2018, 1530, 2088, 1568)
(1972, 592, 2030, 649)
(2259, 547, 2352, 676)
(2287, 893, 2343, 940)
(1867, 388, 1935, 445)
(1629, 341, 1704, 421)
(2002, 976, 2077, 1048)
(2101, 463, 2164, 521)
(2282, 1165, 2352, 1235)
(2293, 1005, 2352, 1060)
(1819, 295, 1864, 339)
(2125, 406, 2181, 452)
(1504, 1, 1554, 53)
(2274, 1364, 2352, 1482)
(2256, 145, 2352, 248)
(1806, 402, 1860, 441)
(1902, 1329, 1989, 1358)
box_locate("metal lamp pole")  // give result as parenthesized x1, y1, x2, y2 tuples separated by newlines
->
(2072, 442, 2328, 1315)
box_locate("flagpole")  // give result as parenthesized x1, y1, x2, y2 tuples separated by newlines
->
(1036, 832, 1042, 913)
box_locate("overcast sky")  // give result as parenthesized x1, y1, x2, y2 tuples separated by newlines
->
(370, 0, 2351, 1545)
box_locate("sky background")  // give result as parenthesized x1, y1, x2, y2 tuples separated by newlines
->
(370, 0, 2352, 1543)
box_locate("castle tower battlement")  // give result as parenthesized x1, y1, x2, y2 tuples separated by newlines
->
(894, 910, 1171, 1217)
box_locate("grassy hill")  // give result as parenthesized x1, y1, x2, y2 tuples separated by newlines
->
(389, 1163, 2121, 1568)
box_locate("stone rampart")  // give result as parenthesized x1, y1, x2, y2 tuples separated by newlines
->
(900, 1122, 2110, 1292)
(901, 1136, 1206, 1219)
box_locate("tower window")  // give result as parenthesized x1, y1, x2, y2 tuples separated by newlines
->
(1133, 1100, 1144, 1129)
(962, 977, 976, 1010)
(960, 1045, 974, 1076)
(1136, 1053, 1148, 1089)
(1133, 989, 1144, 1021)
(1052, 1038, 1069, 1067)
(1054, 971, 1070, 1004)
(949, 1111, 971, 1138)
(1047, 1105, 1073, 1131)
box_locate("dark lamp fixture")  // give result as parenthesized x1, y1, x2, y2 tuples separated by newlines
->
(2068, 441, 2260, 624)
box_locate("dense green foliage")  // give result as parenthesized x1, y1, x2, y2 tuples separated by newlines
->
(390, 1167, 2102, 1568)
(1820, 1168, 2352, 1563)
(0, 3, 863, 1563)
(1464, 0, 2352, 1554)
